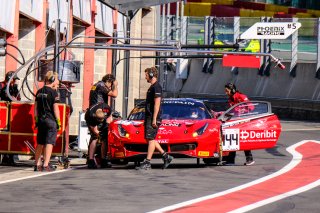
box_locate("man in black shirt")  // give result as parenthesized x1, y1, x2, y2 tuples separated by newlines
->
(0, 71, 21, 165)
(136, 67, 173, 170)
(88, 74, 117, 166)
(34, 71, 60, 172)
(89, 74, 118, 106)
(85, 102, 112, 169)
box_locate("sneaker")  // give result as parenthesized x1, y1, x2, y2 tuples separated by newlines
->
(244, 160, 255, 166)
(162, 154, 173, 169)
(135, 159, 151, 170)
(43, 164, 56, 172)
(34, 165, 43, 172)
(87, 159, 97, 169)
(101, 159, 112, 168)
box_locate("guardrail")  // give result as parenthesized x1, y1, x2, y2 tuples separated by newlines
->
(164, 92, 320, 121)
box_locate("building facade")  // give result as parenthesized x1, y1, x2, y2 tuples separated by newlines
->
(0, 0, 157, 136)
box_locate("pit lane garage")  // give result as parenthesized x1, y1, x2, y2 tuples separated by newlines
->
(107, 98, 281, 165)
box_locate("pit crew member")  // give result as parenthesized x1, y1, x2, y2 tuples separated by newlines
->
(225, 82, 255, 166)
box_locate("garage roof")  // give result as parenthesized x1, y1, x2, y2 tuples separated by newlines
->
(103, 0, 180, 13)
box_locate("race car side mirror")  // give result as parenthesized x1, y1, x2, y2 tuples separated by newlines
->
(219, 112, 234, 122)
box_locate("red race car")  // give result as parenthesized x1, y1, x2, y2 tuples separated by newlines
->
(108, 98, 281, 165)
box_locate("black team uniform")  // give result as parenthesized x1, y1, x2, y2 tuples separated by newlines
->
(144, 81, 162, 140)
(136, 79, 173, 170)
(34, 85, 60, 171)
(85, 102, 112, 168)
(89, 81, 111, 106)
(35, 86, 60, 147)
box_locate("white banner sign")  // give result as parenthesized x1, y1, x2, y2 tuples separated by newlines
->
(240, 22, 301, 40)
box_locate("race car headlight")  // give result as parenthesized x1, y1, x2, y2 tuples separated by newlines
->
(192, 123, 208, 137)
(118, 125, 129, 138)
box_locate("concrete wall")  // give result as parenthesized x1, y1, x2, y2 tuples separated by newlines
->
(166, 59, 320, 100)
(139, 8, 157, 100)
(114, 49, 124, 115)
(165, 59, 320, 120)
(94, 48, 107, 82)
(69, 21, 85, 135)
(128, 10, 142, 115)
(0, 31, 5, 81)
(18, 17, 35, 101)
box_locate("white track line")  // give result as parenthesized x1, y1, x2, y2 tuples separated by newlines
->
(282, 128, 320, 132)
(0, 165, 86, 185)
(148, 140, 320, 213)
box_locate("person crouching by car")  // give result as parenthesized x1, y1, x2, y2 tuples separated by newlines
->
(225, 82, 255, 166)
(85, 102, 112, 169)
(34, 71, 60, 172)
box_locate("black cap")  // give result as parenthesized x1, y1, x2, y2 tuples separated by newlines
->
(5, 71, 20, 81)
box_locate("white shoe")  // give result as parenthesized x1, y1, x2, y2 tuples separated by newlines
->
(244, 160, 255, 166)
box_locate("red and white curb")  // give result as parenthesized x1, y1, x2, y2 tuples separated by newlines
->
(148, 140, 320, 213)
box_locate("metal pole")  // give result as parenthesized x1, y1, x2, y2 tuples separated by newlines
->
(111, 31, 118, 110)
(290, 17, 298, 77)
(54, 19, 61, 73)
(122, 15, 130, 118)
(316, 18, 320, 79)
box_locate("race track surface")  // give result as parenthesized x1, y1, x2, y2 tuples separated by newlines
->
(0, 120, 319, 213)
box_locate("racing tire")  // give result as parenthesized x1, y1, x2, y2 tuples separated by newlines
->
(203, 156, 229, 165)
(203, 158, 220, 165)
(110, 159, 129, 165)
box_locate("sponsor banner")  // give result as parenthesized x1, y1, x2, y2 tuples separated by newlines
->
(239, 129, 277, 143)
(240, 22, 301, 39)
(162, 100, 195, 105)
(155, 139, 169, 144)
(198, 151, 210, 157)
(158, 128, 173, 135)
(161, 122, 181, 127)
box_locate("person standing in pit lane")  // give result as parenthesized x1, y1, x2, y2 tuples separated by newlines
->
(136, 67, 173, 170)
(34, 71, 60, 172)
(85, 102, 112, 169)
(225, 82, 255, 166)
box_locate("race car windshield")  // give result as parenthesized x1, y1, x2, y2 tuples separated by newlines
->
(127, 101, 211, 120)
(162, 103, 211, 120)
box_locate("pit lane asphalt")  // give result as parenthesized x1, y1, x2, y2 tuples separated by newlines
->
(0, 120, 319, 213)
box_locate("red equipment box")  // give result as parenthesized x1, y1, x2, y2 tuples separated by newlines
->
(0, 102, 70, 156)
(0, 101, 9, 130)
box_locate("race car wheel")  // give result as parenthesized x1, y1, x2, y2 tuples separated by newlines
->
(203, 158, 220, 165)
(134, 161, 140, 166)
(110, 159, 129, 165)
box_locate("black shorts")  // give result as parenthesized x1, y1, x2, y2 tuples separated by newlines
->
(37, 118, 57, 145)
(89, 123, 108, 142)
(144, 118, 160, 140)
